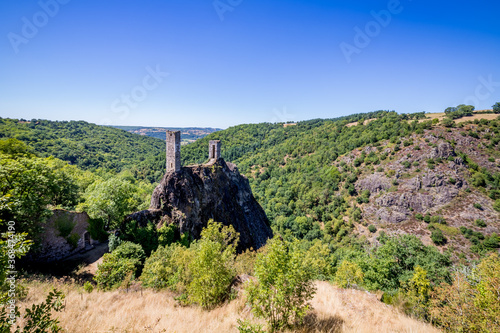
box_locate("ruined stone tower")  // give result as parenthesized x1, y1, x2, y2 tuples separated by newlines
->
(166, 130, 181, 172)
(209, 140, 221, 160)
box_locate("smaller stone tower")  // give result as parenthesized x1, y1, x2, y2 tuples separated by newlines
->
(166, 130, 181, 172)
(209, 140, 221, 160)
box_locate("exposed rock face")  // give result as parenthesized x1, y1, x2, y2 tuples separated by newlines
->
(358, 136, 472, 224)
(356, 173, 392, 194)
(126, 159, 273, 251)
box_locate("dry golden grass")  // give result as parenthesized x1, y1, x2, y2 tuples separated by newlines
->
(16, 279, 439, 333)
(419, 111, 497, 124)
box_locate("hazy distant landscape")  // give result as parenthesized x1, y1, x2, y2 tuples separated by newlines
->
(112, 126, 221, 144)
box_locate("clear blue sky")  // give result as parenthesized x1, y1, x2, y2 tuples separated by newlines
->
(1, 0, 499, 128)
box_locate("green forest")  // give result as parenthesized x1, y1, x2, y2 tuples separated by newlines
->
(1, 110, 500, 332)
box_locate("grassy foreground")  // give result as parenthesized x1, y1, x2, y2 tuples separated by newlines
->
(16, 279, 438, 333)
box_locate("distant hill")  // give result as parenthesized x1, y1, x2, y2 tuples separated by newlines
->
(112, 126, 221, 145)
(182, 111, 500, 260)
(0, 118, 166, 182)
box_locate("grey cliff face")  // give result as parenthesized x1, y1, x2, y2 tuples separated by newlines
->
(127, 159, 273, 252)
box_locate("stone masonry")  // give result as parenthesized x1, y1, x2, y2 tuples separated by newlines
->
(166, 130, 181, 172)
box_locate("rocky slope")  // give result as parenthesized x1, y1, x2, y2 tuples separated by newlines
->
(345, 125, 500, 258)
(127, 158, 273, 251)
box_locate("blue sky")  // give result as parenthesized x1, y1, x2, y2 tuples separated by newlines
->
(1, 0, 499, 128)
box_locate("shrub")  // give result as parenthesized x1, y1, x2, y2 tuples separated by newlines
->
(18, 289, 65, 332)
(142, 242, 194, 293)
(67, 233, 80, 248)
(237, 319, 266, 333)
(415, 213, 424, 220)
(113, 242, 145, 268)
(475, 219, 487, 228)
(94, 253, 137, 290)
(334, 261, 364, 288)
(83, 281, 94, 293)
(430, 216, 446, 224)
(473, 203, 482, 210)
(108, 233, 122, 252)
(246, 237, 316, 331)
(424, 214, 431, 223)
(54, 214, 76, 238)
(187, 221, 239, 309)
(430, 253, 500, 332)
(368, 225, 377, 233)
(88, 218, 108, 242)
(431, 229, 447, 246)
(402, 266, 430, 320)
(494, 199, 500, 212)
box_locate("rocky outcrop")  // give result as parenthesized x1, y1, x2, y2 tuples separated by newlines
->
(356, 173, 392, 194)
(126, 159, 273, 251)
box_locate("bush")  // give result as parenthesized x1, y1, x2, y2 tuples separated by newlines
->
(424, 214, 431, 223)
(430, 216, 446, 224)
(113, 241, 145, 269)
(187, 221, 239, 309)
(415, 213, 423, 220)
(94, 240, 145, 290)
(473, 203, 483, 210)
(368, 225, 377, 233)
(334, 261, 364, 288)
(475, 219, 487, 228)
(430, 253, 500, 332)
(54, 215, 76, 238)
(494, 199, 500, 212)
(431, 229, 447, 246)
(246, 237, 316, 331)
(108, 233, 122, 252)
(67, 232, 80, 248)
(88, 218, 108, 242)
(83, 281, 94, 293)
(94, 253, 137, 290)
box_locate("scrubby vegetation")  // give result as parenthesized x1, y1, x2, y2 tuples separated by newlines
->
(1, 110, 500, 332)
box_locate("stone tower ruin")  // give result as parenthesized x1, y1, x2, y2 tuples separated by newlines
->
(166, 130, 181, 172)
(209, 140, 221, 160)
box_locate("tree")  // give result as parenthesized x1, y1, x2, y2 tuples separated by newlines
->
(334, 260, 364, 288)
(81, 177, 136, 229)
(0, 156, 78, 235)
(444, 107, 457, 114)
(246, 237, 316, 331)
(430, 253, 500, 332)
(187, 221, 239, 309)
(403, 266, 430, 319)
(94, 241, 145, 290)
(457, 104, 475, 116)
(493, 102, 500, 114)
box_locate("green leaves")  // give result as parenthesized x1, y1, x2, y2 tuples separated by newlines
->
(246, 237, 316, 331)
(0, 156, 78, 235)
(80, 177, 136, 229)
